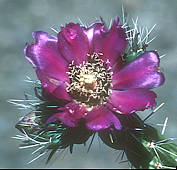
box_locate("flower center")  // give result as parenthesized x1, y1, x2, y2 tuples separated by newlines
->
(66, 53, 113, 107)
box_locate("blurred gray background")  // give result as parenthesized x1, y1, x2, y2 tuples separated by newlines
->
(0, 0, 177, 168)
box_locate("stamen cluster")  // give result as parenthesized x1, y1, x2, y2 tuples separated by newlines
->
(66, 53, 113, 107)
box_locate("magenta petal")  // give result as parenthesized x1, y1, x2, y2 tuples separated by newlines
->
(51, 82, 71, 101)
(25, 31, 69, 83)
(36, 69, 58, 92)
(46, 112, 77, 127)
(46, 102, 87, 127)
(91, 18, 127, 67)
(86, 106, 122, 131)
(58, 23, 89, 64)
(84, 22, 104, 54)
(36, 69, 71, 101)
(112, 51, 165, 90)
(108, 89, 157, 114)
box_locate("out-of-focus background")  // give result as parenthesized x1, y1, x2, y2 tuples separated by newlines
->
(0, 0, 177, 168)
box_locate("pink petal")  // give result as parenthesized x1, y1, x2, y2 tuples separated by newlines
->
(46, 102, 87, 127)
(86, 106, 122, 131)
(112, 51, 165, 90)
(107, 89, 157, 114)
(57, 23, 89, 64)
(25, 31, 69, 83)
(88, 18, 127, 67)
